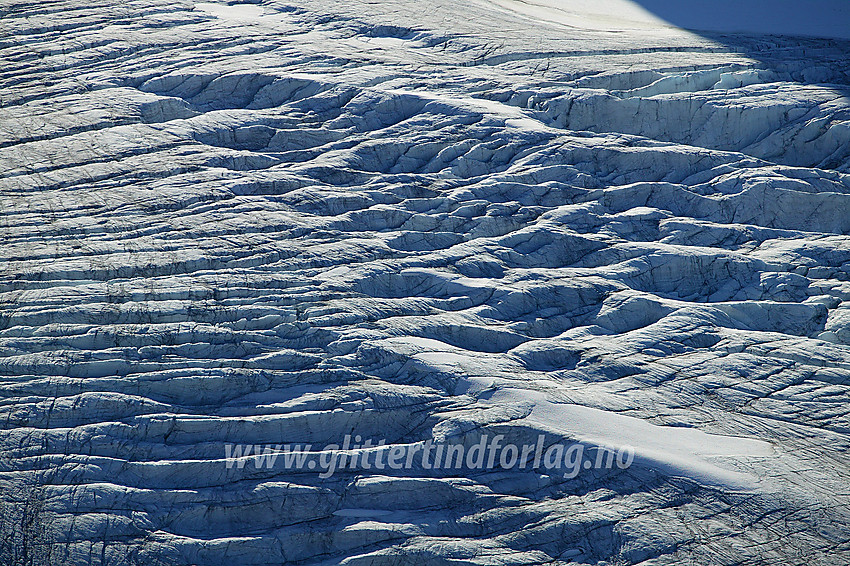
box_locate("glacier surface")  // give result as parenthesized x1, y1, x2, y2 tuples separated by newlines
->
(1, 0, 850, 564)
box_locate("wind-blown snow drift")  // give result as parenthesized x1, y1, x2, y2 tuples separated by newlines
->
(1, 0, 850, 564)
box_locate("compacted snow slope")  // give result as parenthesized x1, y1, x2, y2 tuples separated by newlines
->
(1, 0, 850, 564)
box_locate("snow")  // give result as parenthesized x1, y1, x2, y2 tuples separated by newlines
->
(194, 2, 266, 21)
(483, 388, 774, 490)
(2, 0, 850, 564)
(487, 0, 850, 39)
(482, 0, 675, 32)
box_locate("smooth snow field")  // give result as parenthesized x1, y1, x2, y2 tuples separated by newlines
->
(1, 0, 850, 564)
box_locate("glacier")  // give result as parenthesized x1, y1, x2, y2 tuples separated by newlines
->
(1, 0, 850, 564)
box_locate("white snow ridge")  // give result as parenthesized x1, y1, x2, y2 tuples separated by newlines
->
(2, 0, 850, 564)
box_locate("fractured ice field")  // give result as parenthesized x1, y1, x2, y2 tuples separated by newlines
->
(1, 0, 850, 564)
